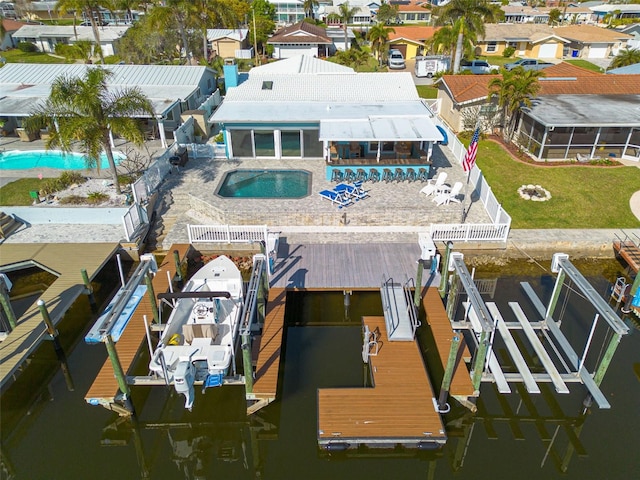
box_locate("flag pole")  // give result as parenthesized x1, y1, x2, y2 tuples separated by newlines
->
(460, 121, 480, 224)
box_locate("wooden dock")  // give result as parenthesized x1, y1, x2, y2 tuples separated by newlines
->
(613, 239, 640, 273)
(422, 287, 477, 408)
(317, 316, 446, 450)
(249, 288, 286, 414)
(84, 244, 190, 408)
(0, 243, 120, 388)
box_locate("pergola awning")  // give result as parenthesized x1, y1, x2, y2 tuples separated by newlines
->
(319, 116, 444, 142)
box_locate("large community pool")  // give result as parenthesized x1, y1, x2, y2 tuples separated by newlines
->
(217, 169, 311, 198)
(0, 150, 125, 170)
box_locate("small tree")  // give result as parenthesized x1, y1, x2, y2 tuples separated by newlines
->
(328, 1, 359, 51)
(368, 22, 395, 67)
(609, 47, 640, 69)
(24, 67, 154, 194)
(488, 67, 544, 141)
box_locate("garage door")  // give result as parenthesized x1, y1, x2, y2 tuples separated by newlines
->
(589, 43, 607, 58)
(538, 43, 557, 58)
(281, 46, 314, 58)
(392, 44, 407, 57)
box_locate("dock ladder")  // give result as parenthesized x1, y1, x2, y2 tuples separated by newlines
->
(361, 324, 379, 363)
(380, 275, 419, 341)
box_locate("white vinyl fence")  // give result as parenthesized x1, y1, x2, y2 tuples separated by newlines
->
(188, 224, 268, 245)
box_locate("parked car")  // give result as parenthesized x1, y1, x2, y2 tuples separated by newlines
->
(504, 58, 554, 71)
(459, 60, 498, 74)
(388, 49, 406, 70)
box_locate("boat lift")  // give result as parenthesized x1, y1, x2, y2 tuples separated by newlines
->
(439, 252, 630, 411)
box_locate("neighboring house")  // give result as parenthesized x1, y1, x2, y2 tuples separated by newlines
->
(395, 1, 432, 24)
(12, 25, 130, 57)
(619, 24, 640, 50)
(388, 26, 438, 59)
(323, 5, 373, 26)
(0, 63, 219, 148)
(554, 24, 632, 59)
(501, 5, 550, 24)
(607, 63, 640, 75)
(268, 21, 334, 59)
(478, 24, 568, 59)
(435, 63, 640, 161)
(211, 61, 443, 171)
(207, 29, 250, 60)
(1, 17, 38, 50)
(325, 26, 356, 53)
(589, 4, 640, 23)
(248, 54, 354, 74)
(270, 0, 306, 26)
(501, 5, 594, 25)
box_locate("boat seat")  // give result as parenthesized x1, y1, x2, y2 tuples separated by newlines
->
(182, 323, 218, 344)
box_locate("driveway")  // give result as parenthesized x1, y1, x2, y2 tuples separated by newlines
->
(386, 57, 435, 86)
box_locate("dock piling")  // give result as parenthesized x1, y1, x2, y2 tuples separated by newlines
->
(104, 334, 134, 411)
(439, 242, 453, 299)
(437, 333, 462, 412)
(242, 332, 254, 393)
(144, 273, 160, 324)
(173, 250, 183, 283)
(37, 299, 58, 338)
(0, 276, 17, 331)
(414, 260, 424, 307)
(81, 268, 97, 308)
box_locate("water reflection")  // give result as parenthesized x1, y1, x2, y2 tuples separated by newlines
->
(1, 262, 639, 479)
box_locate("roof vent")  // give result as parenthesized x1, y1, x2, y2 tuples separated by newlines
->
(262, 81, 273, 90)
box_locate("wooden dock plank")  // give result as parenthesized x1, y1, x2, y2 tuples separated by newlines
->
(0, 243, 120, 387)
(614, 240, 640, 273)
(318, 316, 446, 445)
(422, 288, 476, 399)
(252, 288, 286, 400)
(85, 244, 191, 403)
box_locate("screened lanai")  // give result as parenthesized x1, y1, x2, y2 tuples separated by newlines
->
(517, 94, 640, 161)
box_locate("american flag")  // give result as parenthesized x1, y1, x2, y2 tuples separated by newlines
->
(462, 127, 480, 173)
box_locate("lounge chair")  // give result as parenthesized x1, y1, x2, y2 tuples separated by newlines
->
(334, 182, 369, 201)
(319, 189, 353, 208)
(420, 172, 448, 197)
(433, 181, 463, 206)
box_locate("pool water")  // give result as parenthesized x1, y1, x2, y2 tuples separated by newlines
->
(0, 150, 124, 170)
(217, 169, 310, 198)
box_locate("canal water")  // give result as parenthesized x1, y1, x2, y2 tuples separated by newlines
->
(1, 260, 639, 480)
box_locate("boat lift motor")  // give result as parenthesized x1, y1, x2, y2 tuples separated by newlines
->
(173, 358, 195, 410)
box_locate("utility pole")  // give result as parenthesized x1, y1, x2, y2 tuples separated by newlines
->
(253, 8, 259, 65)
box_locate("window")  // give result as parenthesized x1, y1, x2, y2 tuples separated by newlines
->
(486, 42, 497, 53)
(230, 129, 253, 157)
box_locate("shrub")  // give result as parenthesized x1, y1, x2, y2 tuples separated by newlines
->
(502, 46, 515, 58)
(17, 42, 38, 53)
(58, 171, 86, 186)
(86, 192, 109, 204)
(59, 195, 86, 205)
(39, 178, 64, 196)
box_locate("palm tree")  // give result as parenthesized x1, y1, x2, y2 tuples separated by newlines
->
(368, 23, 395, 67)
(487, 67, 544, 141)
(194, 0, 247, 63)
(434, 0, 497, 73)
(24, 68, 154, 194)
(55, 0, 106, 63)
(302, 0, 319, 19)
(328, 1, 359, 51)
(147, 0, 193, 64)
(609, 47, 640, 69)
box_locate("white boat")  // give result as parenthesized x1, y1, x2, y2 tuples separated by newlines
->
(149, 255, 244, 409)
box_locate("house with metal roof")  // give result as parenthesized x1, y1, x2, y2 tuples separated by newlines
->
(435, 63, 640, 162)
(207, 29, 250, 60)
(0, 64, 218, 148)
(12, 25, 130, 57)
(211, 64, 443, 179)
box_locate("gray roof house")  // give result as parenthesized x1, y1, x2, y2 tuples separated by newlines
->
(0, 63, 218, 148)
(211, 62, 443, 180)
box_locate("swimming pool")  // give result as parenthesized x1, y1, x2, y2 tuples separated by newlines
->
(217, 169, 311, 198)
(0, 150, 125, 170)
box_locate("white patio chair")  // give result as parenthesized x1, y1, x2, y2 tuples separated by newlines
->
(433, 181, 463, 206)
(420, 172, 448, 197)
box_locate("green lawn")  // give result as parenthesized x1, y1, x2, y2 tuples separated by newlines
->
(476, 141, 640, 229)
(565, 59, 604, 73)
(0, 178, 45, 206)
(1, 49, 69, 64)
(416, 85, 438, 99)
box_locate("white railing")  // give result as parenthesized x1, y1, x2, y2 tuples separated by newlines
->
(131, 147, 175, 204)
(122, 203, 147, 241)
(429, 222, 510, 243)
(188, 224, 268, 245)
